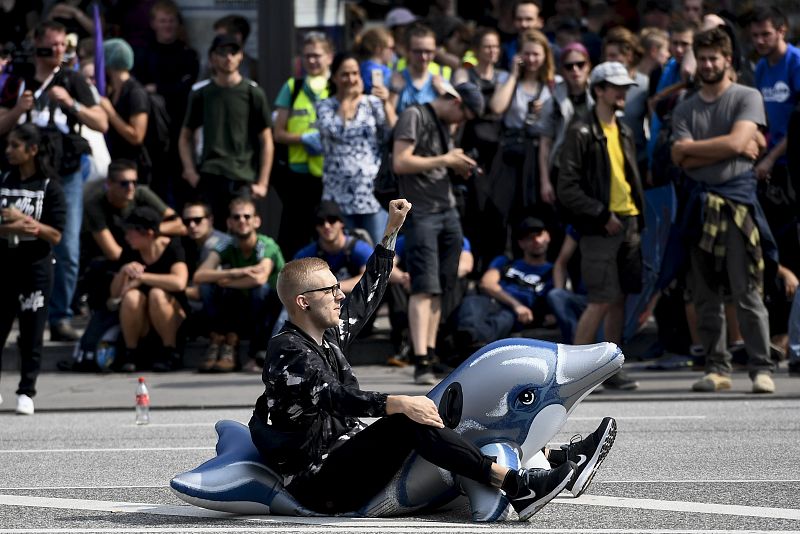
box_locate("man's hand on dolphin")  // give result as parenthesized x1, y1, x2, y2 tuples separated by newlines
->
(386, 395, 445, 428)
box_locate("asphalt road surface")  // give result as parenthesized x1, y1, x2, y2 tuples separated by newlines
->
(1, 396, 799, 534)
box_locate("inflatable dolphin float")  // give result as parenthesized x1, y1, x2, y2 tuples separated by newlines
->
(171, 338, 624, 521)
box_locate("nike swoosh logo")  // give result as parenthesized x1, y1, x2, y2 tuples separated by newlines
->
(514, 488, 537, 501)
(575, 454, 588, 467)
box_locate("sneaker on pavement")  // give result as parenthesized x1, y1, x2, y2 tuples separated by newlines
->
(50, 320, 80, 342)
(692, 372, 732, 392)
(603, 369, 639, 390)
(413, 361, 437, 385)
(214, 344, 237, 372)
(199, 344, 220, 373)
(562, 417, 617, 497)
(16, 394, 34, 415)
(510, 462, 576, 521)
(752, 373, 775, 394)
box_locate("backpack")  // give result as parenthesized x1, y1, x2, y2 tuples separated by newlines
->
(143, 91, 171, 163)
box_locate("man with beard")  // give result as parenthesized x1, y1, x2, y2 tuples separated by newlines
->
(557, 61, 644, 390)
(671, 28, 775, 393)
(455, 217, 554, 349)
(193, 196, 284, 373)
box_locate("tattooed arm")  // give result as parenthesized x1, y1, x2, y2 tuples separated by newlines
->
(380, 199, 411, 251)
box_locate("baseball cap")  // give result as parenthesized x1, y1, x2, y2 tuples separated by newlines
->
(315, 200, 344, 222)
(209, 34, 241, 54)
(516, 217, 546, 239)
(385, 7, 417, 28)
(123, 206, 162, 233)
(442, 82, 485, 117)
(589, 61, 637, 87)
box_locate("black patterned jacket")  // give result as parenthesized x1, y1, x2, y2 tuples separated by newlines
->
(250, 245, 394, 478)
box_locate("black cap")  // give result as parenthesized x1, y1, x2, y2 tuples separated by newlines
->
(209, 34, 241, 54)
(315, 200, 343, 221)
(123, 206, 162, 233)
(516, 217, 546, 238)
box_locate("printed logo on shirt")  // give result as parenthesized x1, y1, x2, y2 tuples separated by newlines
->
(505, 266, 547, 293)
(19, 290, 45, 312)
(762, 81, 791, 103)
(1, 186, 46, 220)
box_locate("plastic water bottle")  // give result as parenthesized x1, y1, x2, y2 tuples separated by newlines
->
(135, 377, 150, 425)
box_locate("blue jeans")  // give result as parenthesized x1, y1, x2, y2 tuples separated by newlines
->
(49, 169, 83, 325)
(343, 211, 388, 247)
(456, 294, 515, 343)
(788, 291, 800, 364)
(546, 289, 588, 344)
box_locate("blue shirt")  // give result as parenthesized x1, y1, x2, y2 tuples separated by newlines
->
(360, 60, 392, 95)
(488, 256, 553, 310)
(294, 236, 373, 281)
(755, 43, 800, 155)
(647, 58, 682, 166)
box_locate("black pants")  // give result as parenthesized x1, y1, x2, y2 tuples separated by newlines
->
(286, 414, 493, 514)
(0, 255, 53, 397)
(198, 174, 253, 232)
(273, 169, 322, 259)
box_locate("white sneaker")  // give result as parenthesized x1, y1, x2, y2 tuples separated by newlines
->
(16, 394, 34, 415)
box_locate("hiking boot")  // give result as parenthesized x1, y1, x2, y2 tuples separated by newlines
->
(213, 344, 237, 372)
(603, 369, 639, 390)
(752, 373, 775, 394)
(16, 394, 34, 415)
(50, 320, 80, 342)
(692, 372, 732, 392)
(413, 360, 437, 385)
(509, 462, 576, 521)
(560, 417, 617, 497)
(199, 344, 220, 373)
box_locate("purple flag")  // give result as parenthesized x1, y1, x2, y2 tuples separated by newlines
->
(93, 2, 105, 96)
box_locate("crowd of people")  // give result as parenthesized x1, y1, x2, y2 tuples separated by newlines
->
(1, 0, 799, 416)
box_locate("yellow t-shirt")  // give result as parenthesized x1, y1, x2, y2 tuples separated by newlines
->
(601, 119, 639, 216)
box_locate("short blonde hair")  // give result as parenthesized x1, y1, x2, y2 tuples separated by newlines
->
(277, 257, 330, 308)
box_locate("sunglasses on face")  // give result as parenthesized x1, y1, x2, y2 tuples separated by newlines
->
(115, 179, 137, 188)
(563, 61, 587, 71)
(183, 216, 207, 226)
(229, 213, 253, 221)
(300, 282, 342, 296)
(315, 216, 341, 226)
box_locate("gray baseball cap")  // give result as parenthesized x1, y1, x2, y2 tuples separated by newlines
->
(589, 61, 637, 87)
(442, 82, 485, 117)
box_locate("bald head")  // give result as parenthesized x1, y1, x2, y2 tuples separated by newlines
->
(277, 257, 331, 309)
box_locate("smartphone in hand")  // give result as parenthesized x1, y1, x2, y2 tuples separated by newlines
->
(371, 69, 384, 89)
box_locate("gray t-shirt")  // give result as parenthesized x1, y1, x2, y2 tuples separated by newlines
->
(394, 104, 455, 213)
(671, 83, 766, 184)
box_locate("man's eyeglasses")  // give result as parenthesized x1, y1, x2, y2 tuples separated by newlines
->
(410, 48, 436, 57)
(300, 282, 342, 296)
(230, 213, 253, 221)
(315, 215, 341, 226)
(115, 179, 137, 188)
(183, 216, 207, 226)
(563, 61, 587, 71)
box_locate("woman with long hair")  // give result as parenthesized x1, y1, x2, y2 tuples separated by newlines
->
(315, 52, 396, 245)
(0, 123, 66, 415)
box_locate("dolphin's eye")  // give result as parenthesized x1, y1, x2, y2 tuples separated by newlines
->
(518, 390, 535, 406)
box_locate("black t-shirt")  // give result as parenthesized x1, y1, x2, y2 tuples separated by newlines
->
(82, 182, 168, 259)
(118, 236, 186, 295)
(0, 168, 66, 262)
(107, 77, 150, 164)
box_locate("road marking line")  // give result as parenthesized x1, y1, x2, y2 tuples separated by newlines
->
(1, 529, 799, 533)
(121, 423, 223, 428)
(0, 447, 214, 454)
(569, 416, 707, 421)
(599, 479, 800, 484)
(0, 485, 165, 491)
(555, 494, 800, 520)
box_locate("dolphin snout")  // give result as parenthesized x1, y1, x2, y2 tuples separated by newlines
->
(556, 342, 625, 408)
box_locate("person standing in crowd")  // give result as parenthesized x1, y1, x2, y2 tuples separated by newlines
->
(390, 24, 448, 114)
(750, 6, 800, 211)
(602, 27, 650, 178)
(671, 28, 776, 394)
(538, 42, 593, 213)
(637, 28, 670, 88)
(355, 27, 394, 96)
(0, 124, 65, 415)
(97, 39, 151, 185)
(392, 83, 483, 385)
(557, 62, 644, 391)
(481, 29, 554, 270)
(110, 206, 188, 373)
(213, 14, 259, 85)
(316, 52, 396, 246)
(273, 31, 333, 258)
(0, 20, 108, 343)
(179, 34, 274, 228)
(134, 0, 199, 205)
(501, 0, 544, 70)
(193, 196, 284, 374)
